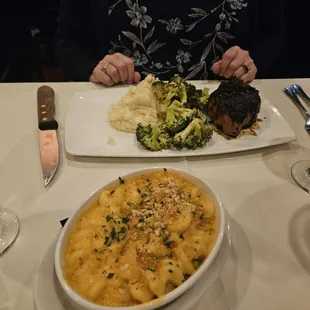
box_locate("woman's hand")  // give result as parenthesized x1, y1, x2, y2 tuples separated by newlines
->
(90, 53, 141, 86)
(211, 46, 257, 83)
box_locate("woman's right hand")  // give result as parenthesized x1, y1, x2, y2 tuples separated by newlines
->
(90, 53, 141, 86)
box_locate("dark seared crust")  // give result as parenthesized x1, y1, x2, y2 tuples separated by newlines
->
(208, 78, 261, 137)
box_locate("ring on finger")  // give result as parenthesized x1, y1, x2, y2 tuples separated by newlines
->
(241, 64, 249, 74)
(104, 63, 121, 83)
(101, 62, 110, 74)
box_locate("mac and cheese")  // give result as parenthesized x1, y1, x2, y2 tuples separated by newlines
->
(63, 170, 217, 307)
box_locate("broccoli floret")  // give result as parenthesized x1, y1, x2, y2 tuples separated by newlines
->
(154, 74, 209, 111)
(152, 81, 169, 102)
(168, 100, 195, 117)
(179, 83, 188, 105)
(169, 75, 210, 110)
(153, 75, 188, 107)
(162, 100, 199, 135)
(185, 86, 210, 111)
(201, 87, 210, 101)
(168, 75, 188, 104)
(185, 82, 197, 99)
(162, 87, 179, 106)
(170, 74, 186, 85)
(172, 118, 213, 150)
(136, 123, 171, 151)
(198, 87, 210, 109)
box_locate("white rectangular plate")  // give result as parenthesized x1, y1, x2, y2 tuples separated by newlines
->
(65, 83, 296, 158)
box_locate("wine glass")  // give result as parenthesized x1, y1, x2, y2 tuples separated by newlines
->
(291, 160, 310, 194)
(0, 207, 19, 254)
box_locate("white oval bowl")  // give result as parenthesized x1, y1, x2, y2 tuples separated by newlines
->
(55, 167, 226, 310)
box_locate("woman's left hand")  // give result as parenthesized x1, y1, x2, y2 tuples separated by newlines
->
(211, 46, 257, 83)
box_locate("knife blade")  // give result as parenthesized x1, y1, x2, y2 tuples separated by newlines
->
(37, 86, 59, 186)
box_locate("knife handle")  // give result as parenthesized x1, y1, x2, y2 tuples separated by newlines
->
(37, 86, 59, 131)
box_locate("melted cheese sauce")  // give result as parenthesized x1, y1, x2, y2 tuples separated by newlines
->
(63, 171, 217, 307)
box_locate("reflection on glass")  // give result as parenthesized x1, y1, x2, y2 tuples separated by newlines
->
(0, 207, 19, 255)
(291, 160, 310, 194)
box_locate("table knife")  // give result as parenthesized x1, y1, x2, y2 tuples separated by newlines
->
(37, 86, 59, 186)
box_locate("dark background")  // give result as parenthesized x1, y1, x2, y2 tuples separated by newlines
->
(0, 0, 309, 82)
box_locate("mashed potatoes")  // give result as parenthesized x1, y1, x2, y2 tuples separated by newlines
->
(108, 75, 159, 133)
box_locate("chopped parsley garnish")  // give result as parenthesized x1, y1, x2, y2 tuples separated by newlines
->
(200, 214, 205, 220)
(169, 262, 173, 265)
(141, 193, 147, 199)
(161, 232, 173, 248)
(146, 178, 150, 182)
(179, 234, 184, 240)
(110, 227, 117, 240)
(147, 268, 155, 272)
(177, 209, 180, 214)
(104, 226, 126, 247)
(122, 217, 129, 224)
(168, 269, 173, 273)
(104, 236, 112, 247)
(106, 215, 113, 222)
(107, 273, 114, 279)
(137, 188, 141, 194)
(118, 177, 125, 184)
(146, 213, 152, 218)
(165, 240, 173, 248)
(110, 190, 115, 196)
(164, 168, 167, 172)
(139, 218, 144, 223)
(168, 253, 173, 258)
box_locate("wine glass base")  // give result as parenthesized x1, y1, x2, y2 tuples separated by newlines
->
(291, 160, 310, 194)
(0, 208, 19, 255)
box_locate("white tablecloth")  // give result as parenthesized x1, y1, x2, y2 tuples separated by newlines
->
(0, 79, 310, 310)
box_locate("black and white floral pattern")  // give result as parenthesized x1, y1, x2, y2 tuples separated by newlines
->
(131, 50, 148, 66)
(108, 0, 248, 79)
(227, 0, 247, 10)
(158, 18, 184, 34)
(126, 3, 152, 28)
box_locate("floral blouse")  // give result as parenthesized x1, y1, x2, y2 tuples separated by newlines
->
(107, 0, 250, 80)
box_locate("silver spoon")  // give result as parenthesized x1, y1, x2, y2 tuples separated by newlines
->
(283, 86, 310, 133)
(292, 84, 310, 105)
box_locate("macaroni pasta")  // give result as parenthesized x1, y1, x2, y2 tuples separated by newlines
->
(64, 170, 216, 307)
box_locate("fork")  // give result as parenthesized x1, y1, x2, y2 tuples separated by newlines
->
(283, 86, 310, 132)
